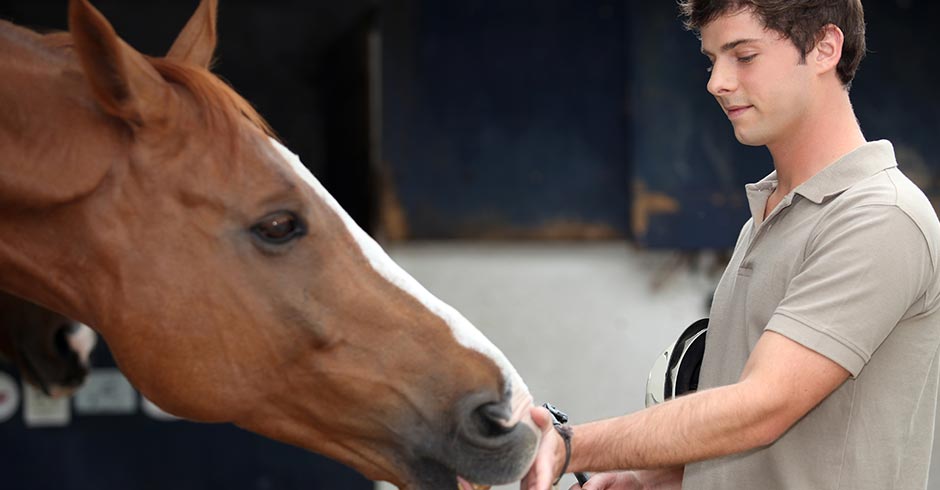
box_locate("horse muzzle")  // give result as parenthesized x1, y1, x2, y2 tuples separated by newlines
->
(401, 388, 540, 490)
(454, 393, 540, 485)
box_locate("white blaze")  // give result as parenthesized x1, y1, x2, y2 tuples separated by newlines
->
(269, 139, 532, 424)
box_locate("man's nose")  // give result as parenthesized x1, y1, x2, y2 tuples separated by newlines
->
(707, 60, 736, 96)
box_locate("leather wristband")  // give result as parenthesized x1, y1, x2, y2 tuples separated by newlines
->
(552, 423, 574, 486)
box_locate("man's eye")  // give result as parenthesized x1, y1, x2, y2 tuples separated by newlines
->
(738, 54, 757, 63)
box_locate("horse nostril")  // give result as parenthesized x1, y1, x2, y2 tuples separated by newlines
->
(472, 401, 514, 438)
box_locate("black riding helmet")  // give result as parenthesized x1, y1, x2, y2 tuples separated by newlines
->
(645, 318, 708, 407)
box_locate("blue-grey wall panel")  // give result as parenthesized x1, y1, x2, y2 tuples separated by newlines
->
(384, 0, 630, 239)
(627, 1, 769, 248)
(852, 1, 940, 201)
(384, 1, 938, 248)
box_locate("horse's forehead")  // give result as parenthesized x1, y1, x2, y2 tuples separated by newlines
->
(267, 138, 528, 394)
(170, 131, 295, 204)
(237, 137, 298, 188)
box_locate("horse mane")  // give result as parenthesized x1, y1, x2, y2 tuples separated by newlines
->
(147, 56, 276, 140)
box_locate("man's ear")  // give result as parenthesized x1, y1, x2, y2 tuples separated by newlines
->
(813, 24, 844, 77)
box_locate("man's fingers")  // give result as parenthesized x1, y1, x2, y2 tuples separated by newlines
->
(522, 406, 564, 490)
(531, 406, 554, 431)
(521, 465, 541, 490)
(536, 452, 554, 489)
(520, 448, 554, 490)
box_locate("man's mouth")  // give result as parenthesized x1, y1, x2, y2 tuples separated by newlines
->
(725, 105, 753, 119)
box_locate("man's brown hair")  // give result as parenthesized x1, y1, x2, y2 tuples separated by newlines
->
(678, 0, 866, 88)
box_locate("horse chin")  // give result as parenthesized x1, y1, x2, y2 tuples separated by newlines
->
(396, 463, 503, 490)
(396, 460, 494, 490)
(457, 477, 492, 490)
(396, 419, 539, 490)
(396, 459, 457, 490)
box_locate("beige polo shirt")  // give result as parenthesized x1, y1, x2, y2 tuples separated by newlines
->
(683, 141, 940, 489)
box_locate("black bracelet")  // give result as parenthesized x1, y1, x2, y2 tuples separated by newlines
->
(552, 423, 573, 486)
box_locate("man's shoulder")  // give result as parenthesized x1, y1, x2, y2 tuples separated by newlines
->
(862, 167, 938, 237)
(834, 166, 935, 222)
(832, 166, 940, 267)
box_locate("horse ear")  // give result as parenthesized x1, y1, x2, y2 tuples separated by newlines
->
(68, 0, 170, 127)
(166, 0, 218, 68)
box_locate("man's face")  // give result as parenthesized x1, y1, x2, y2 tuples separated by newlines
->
(700, 9, 815, 147)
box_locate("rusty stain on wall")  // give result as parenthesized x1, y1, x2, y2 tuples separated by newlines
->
(632, 179, 680, 238)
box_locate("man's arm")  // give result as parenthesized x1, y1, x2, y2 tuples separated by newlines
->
(522, 330, 850, 490)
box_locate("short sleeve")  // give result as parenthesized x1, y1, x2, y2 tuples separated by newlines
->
(766, 204, 932, 376)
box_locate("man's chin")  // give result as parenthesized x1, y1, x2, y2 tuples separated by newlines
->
(732, 128, 769, 147)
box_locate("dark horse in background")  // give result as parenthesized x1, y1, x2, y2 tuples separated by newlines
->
(0, 292, 95, 397)
(0, 1, 539, 488)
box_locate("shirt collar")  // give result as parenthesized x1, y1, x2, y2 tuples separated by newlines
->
(793, 140, 898, 204)
(746, 140, 898, 207)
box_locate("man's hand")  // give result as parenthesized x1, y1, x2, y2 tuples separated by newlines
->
(520, 406, 565, 490)
(570, 468, 683, 490)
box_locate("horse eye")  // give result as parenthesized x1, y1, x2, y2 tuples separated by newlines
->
(251, 211, 305, 245)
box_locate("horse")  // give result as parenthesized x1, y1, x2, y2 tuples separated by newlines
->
(0, 1, 539, 488)
(0, 291, 96, 397)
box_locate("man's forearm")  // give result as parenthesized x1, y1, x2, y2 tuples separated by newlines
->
(568, 381, 778, 472)
(532, 332, 850, 486)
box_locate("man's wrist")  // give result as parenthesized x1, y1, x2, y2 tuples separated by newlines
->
(551, 423, 573, 485)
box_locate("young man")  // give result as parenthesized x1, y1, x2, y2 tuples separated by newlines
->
(522, 1, 940, 489)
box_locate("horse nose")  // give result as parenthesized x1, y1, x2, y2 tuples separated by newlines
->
(450, 390, 539, 486)
(458, 391, 519, 446)
(469, 400, 514, 439)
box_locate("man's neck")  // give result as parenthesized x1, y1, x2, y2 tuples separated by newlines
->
(766, 87, 867, 196)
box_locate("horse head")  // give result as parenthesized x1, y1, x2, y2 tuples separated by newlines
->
(0, 1, 538, 487)
(0, 292, 96, 397)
